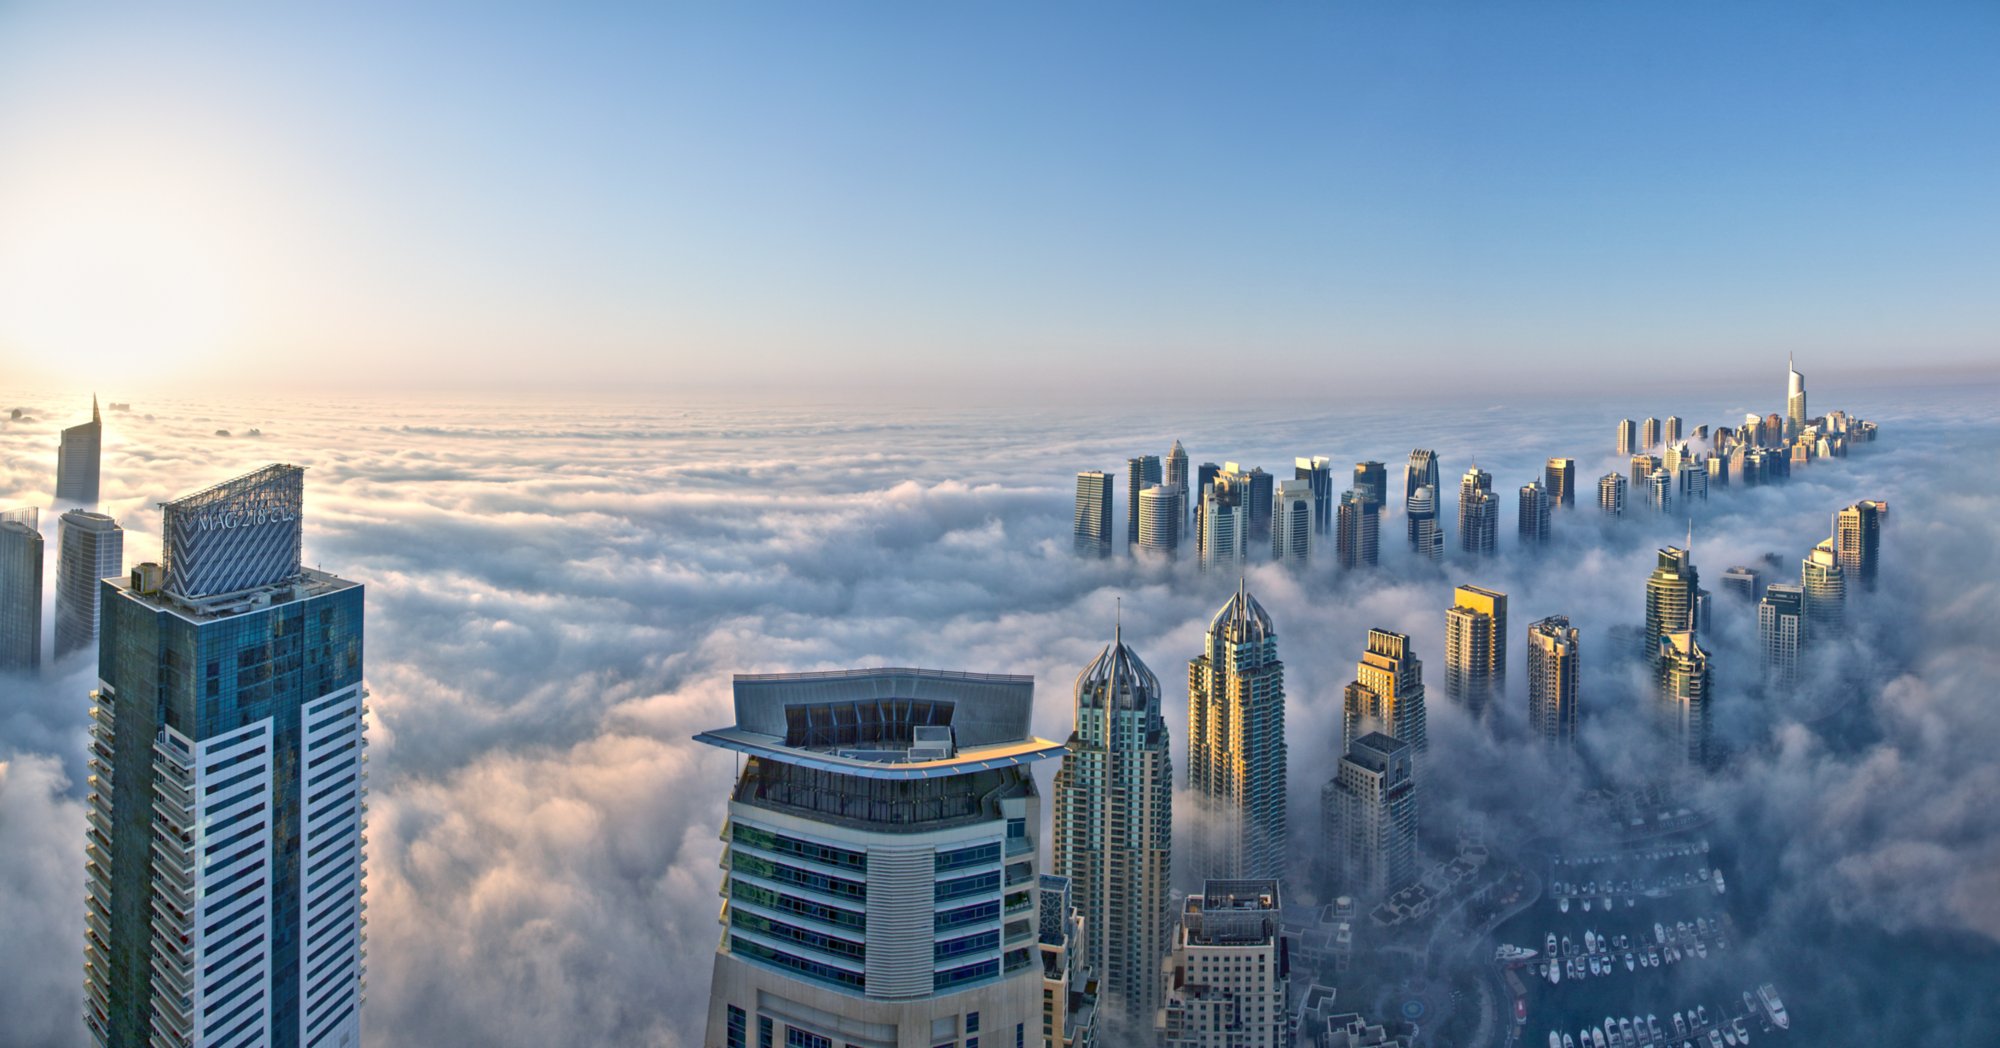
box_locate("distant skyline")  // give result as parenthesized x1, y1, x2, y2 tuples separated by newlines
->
(1, 3, 1996, 399)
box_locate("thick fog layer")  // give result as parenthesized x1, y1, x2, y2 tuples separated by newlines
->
(1, 384, 1996, 1046)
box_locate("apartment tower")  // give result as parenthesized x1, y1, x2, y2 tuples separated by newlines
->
(1525, 616, 1580, 749)
(1186, 584, 1288, 884)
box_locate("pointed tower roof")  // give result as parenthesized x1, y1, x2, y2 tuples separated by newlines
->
(1208, 578, 1276, 644)
(1077, 607, 1162, 712)
(92, 393, 100, 423)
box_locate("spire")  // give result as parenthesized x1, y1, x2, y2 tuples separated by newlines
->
(91, 393, 100, 423)
(1115, 596, 1122, 646)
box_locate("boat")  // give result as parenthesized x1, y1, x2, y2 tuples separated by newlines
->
(1757, 984, 1790, 1030)
(1695, 941, 1708, 959)
(1649, 947, 1660, 966)
(1722, 1028, 1737, 1046)
(1697, 1005, 1709, 1026)
(1561, 896, 1571, 913)
(1603, 1018, 1617, 1046)
(1655, 922, 1666, 944)
(1562, 935, 1574, 955)
(1592, 1028, 1607, 1048)
(1565, 1036, 1576, 1048)
(1619, 1017, 1634, 1045)
(1734, 1018, 1750, 1044)
(1626, 897, 1636, 908)
(1583, 898, 1593, 912)
(1498, 944, 1539, 964)
(1649, 1015, 1661, 1041)
(1713, 869, 1726, 894)
(1586, 930, 1597, 953)
(1603, 896, 1614, 911)
(1550, 959, 1561, 985)
(1625, 951, 1636, 972)
(1673, 1013, 1685, 1037)
(1548, 933, 1559, 956)
(1551, 1034, 1563, 1048)
(1742, 992, 1756, 1013)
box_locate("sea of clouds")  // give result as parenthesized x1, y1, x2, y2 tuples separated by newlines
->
(2, 381, 1997, 1046)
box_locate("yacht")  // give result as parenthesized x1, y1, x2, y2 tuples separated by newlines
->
(1584, 897, 1593, 912)
(1673, 1013, 1686, 1037)
(1625, 950, 1637, 972)
(1655, 922, 1667, 944)
(1649, 1015, 1662, 1041)
(1713, 869, 1726, 894)
(1697, 1005, 1709, 1027)
(1561, 896, 1571, 913)
(1757, 984, 1789, 1030)
(1733, 1017, 1750, 1044)
(1564, 1036, 1576, 1048)
(1552, 1033, 1564, 1048)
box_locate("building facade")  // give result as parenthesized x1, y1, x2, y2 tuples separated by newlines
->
(85, 464, 367, 1048)
(0, 508, 42, 672)
(1323, 733, 1417, 901)
(1403, 451, 1438, 547)
(1517, 480, 1550, 545)
(56, 510, 123, 661)
(1525, 616, 1579, 749)
(1351, 462, 1387, 510)
(1544, 458, 1576, 508)
(1335, 491, 1379, 569)
(1127, 457, 1162, 552)
(1443, 585, 1506, 716)
(1643, 545, 1703, 668)
(1758, 583, 1804, 690)
(1342, 629, 1427, 762)
(1801, 539, 1845, 637)
(697, 668, 1063, 1048)
(1157, 882, 1291, 1048)
(1295, 457, 1334, 536)
(1137, 484, 1186, 559)
(1037, 876, 1098, 1048)
(1597, 472, 1625, 516)
(1406, 486, 1442, 562)
(1786, 355, 1808, 439)
(1166, 441, 1190, 497)
(1834, 501, 1885, 591)
(1456, 468, 1496, 556)
(1615, 419, 1637, 456)
(58, 395, 104, 505)
(1073, 471, 1113, 558)
(1187, 585, 1288, 885)
(1197, 475, 1247, 573)
(1271, 480, 1314, 565)
(1657, 631, 1711, 767)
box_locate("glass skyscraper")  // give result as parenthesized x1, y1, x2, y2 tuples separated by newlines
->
(1335, 490, 1379, 569)
(1295, 456, 1333, 536)
(86, 464, 367, 1048)
(1073, 470, 1113, 558)
(0, 507, 43, 672)
(56, 509, 124, 661)
(1126, 456, 1162, 552)
(1186, 584, 1287, 884)
(1443, 585, 1506, 715)
(1525, 615, 1579, 750)
(58, 395, 104, 505)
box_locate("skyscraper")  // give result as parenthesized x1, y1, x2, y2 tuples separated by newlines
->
(1457, 466, 1496, 556)
(1187, 584, 1287, 884)
(57, 394, 103, 505)
(1343, 628, 1428, 760)
(1444, 585, 1507, 715)
(1801, 538, 1846, 636)
(1407, 485, 1443, 562)
(1644, 544, 1702, 668)
(1525, 616, 1580, 749)
(1664, 415, 1683, 447)
(1834, 500, 1886, 591)
(1352, 461, 1387, 509)
(86, 464, 367, 1048)
(1166, 440, 1190, 496)
(1629, 453, 1660, 491)
(1597, 472, 1626, 516)
(1517, 479, 1550, 545)
(1157, 881, 1291, 1048)
(1296, 456, 1333, 536)
(1720, 566, 1761, 601)
(1335, 490, 1379, 569)
(1677, 456, 1707, 505)
(0, 508, 42, 672)
(55, 509, 124, 661)
(1137, 483, 1186, 559)
(1054, 624, 1172, 1029)
(1127, 456, 1162, 551)
(1074, 470, 1113, 558)
(1786, 354, 1809, 438)
(698, 668, 1061, 1048)
(1657, 630, 1711, 766)
(1641, 417, 1660, 450)
(1197, 474, 1246, 572)
(1239, 465, 1274, 544)
(1270, 479, 1313, 565)
(1758, 583, 1805, 690)
(1615, 419, 1637, 456)
(1038, 875, 1099, 1048)
(1544, 458, 1576, 508)
(1404, 449, 1439, 546)
(1646, 468, 1673, 513)
(1323, 733, 1417, 900)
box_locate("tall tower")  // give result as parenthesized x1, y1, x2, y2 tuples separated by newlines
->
(1597, 472, 1626, 516)
(1053, 623, 1173, 1031)
(1640, 417, 1661, 450)
(1456, 466, 1496, 556)
(1758, 583, 1805, 690)
(1407, 486, 1443, 562)
(1525, 616, 1580, 749)
(1517, 479, 1550, 545)
(1443, 585, 1506, 715)
(1270, 480, 1314, 565)
(0, 508, 42, 672)
(1834, 501, 1885, 591)
(1239, 465, 1274, 544)
(1646, 468, 1673, 514)
(1786, 354, 1808, 438)
(1073, 470, 1113, 558)
(1801, 539, 1846, 636)
(1127, 456, 1162, 551)
(1343, 628, 1427, 760)
(1137, 484, 1186, 559)
(1404, 450, 1439, 545)
(1663, 415, 1683, 447)
(1615, 419, 1637, 456)
(86, 464, 367, 1048)
(1657, 631, 1711, 767)
(1352, 461, 1387, 510)
(57, 394, 104, 505)
(1186, 584, 1287, 884)
(1295, 457, 1334, 536)
(1644, 544, 1702, 667)
(698, 669, 1061, 1048)
(1197, 474, 1246, 572)
(55, 510, 124, 660)
(1038, 875, 1099, 1048)
(1322, 733, 1417, 901)
(1544, 458, 1576, 508)
(1335, 490, 1379, 569)
(1166, 440, 1190, 495)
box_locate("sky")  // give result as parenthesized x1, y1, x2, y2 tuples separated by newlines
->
(0, 2, 1996, 399)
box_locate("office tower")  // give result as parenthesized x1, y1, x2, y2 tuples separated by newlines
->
(1053, 624, 1172, 1029)
(1187, 584, 1287, 883)
(1517, 479, 1550, 545)
(1644, 544, 1703, 667)
(1195, 463, 1221, 516)
(698, 668, 1061, 1048)
(1241, 466, 1274, 543)
(1167, 439, 1190, 495)
(1721, 566, 1760, 601)
(1640, 417, 1660, 450)
(1403, 450, 1439, 544)
(1657, 631, 1711, 766)
(1835, 500, 1886, 591)
(1342, 629, 1427, 759)
(1443, 585, 1506, 715)
(1074, 471, 1113, 558)
(57, 394, 104, 505)
(1786, 354, 1808, 438)
(1157, 881, 1291, 1048)
(1138, 483, 1186, 558)
(1544, 458, 1576, 508)
(1764, 412, 1786, 448)
(1802, 539, 1846, 636)
(1457, 467, 1496, 556)
(1707, 453, 1728, 490)
(1645, 468, 1672, 513)
(1615, 419, 1637, 456)
(0, 508, 42, 672)
(1694, 423, 1709, 444)
(1271, 480, 1314, 565)
(1335, 490, 1379, 569)
(1296, 456, 1334, 536)
(86, 464, 366, 1048)
(1597, 472, 1626, 516)
(1664, 415, 1683, 447)
(55, 510, 124, 661)
(1677, 456, 1707, 504)
(1323, 733, 1417, 900)
(1037, 876, 1099, 1048)
(1525, 616, 1580, 749)
(1629, 453, 1659, 491)
(1352, 461, 1387, 509)
(1197, 475, 1247, 572)
(1758, 583, 1805, 690)
(1406, 486, 1442, 562)
(1127, 456, 1162, 551)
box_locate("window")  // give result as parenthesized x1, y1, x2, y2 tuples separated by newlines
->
(759, 1017, 773, 1048)
(727, 1007, 747, 1048)
(786, 1030, 831, 1048)
(1015, 1024, 1024, 1048)
(966, 1012, 980, 1034)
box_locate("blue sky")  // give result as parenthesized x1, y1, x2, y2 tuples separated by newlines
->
(0, 2, 1994, 398)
